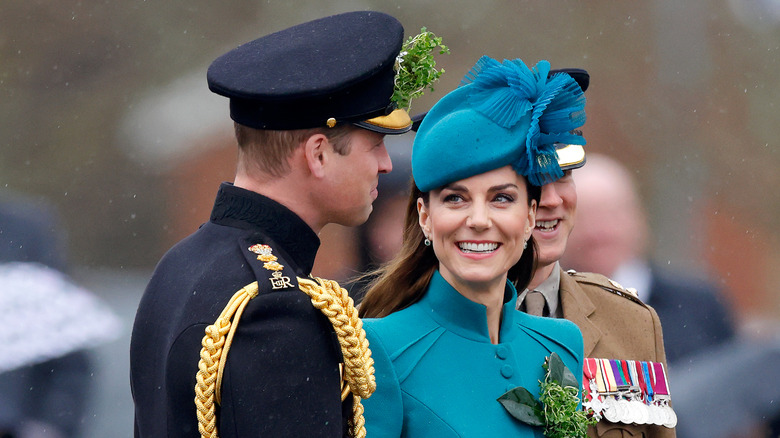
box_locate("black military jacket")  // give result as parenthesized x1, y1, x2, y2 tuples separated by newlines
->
(130, 183, 350, 437)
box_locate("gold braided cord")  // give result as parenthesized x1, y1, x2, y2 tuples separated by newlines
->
(349, 395, 365, 436)
(193, 276, 375, 438)
(297, 276, 376, 438)
(195, 282, 259, 438)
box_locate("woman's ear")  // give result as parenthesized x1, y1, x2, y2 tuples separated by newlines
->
(526, 199, 537, 240)
(417, 197, 431, 238)
(302, 133, 330, 178)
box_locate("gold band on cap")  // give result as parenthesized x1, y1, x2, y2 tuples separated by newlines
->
(363, 109, 412, 131)
(556, 144, 586, 170)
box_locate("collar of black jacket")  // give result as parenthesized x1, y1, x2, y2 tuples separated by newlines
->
(210, 183, 320, 274)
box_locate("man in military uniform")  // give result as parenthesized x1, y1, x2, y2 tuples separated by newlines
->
(130, 11, 413, 437)
(516, 69, 676, 437)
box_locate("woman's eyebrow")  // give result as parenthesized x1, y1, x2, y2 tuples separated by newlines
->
(489, 183, 519, 191)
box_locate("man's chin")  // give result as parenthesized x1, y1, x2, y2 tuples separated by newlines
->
(536, 247, 566, 268)
(336, 206, 373, 228)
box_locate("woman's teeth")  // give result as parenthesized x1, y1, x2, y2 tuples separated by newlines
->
(458, 242, 498, 253)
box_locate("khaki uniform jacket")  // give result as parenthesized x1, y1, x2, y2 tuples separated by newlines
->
(559, 268, 676, 438)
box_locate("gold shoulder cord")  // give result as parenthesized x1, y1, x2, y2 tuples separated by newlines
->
(194, 277, 376, 438)
(298, 276, 377, 438)
(194, 281, 259, 438)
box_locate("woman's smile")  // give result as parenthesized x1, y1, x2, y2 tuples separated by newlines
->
(456, 240, 501, 254)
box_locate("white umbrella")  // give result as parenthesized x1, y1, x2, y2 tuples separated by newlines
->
(0, 262, 121, 374)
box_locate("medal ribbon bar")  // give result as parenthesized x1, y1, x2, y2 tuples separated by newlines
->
(582, 358, 677, 428)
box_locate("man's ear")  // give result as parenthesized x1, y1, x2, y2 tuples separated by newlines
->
(302, 133, 330, 178)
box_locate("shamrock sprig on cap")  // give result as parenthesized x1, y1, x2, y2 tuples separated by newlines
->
(392, 27, 449, 111)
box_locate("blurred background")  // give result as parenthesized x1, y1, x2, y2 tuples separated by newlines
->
(1, 0, 779, 436)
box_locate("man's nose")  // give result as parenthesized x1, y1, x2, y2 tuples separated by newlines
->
(539, 183, 562, 208)
(377, 144, 392, 174)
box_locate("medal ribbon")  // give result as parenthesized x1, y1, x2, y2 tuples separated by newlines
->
(641, 361, 654, 402)
(634, 361, 647, 401)
(627, 360, 643, 402)
(595, 359, 607, 394)
(649, 360, 657, 393)
(584, 358, 597, 380)
(610, 359, 627, 388)
(652, 362, 670, 396)
(621, 360, 634, 386)
(583, 358, 598, 402)
(601, 359, 618, 392)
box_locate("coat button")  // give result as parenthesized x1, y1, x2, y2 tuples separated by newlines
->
(500, 364, 514, 378)
(496, 346, 508, 360)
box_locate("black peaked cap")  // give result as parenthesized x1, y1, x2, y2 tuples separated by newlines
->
(549, 68, 589, 92)
(208, 11, 404, 130)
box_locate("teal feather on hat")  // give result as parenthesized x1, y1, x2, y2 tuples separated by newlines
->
(412, 56, 587, 191)
(464, 58, 586, 186)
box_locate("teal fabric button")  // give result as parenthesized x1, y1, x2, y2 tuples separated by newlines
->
(500, 364, 514, 378)
(496, 346, 508, 360)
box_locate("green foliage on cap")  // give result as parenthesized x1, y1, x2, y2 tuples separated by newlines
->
(392, 27, 450, 111)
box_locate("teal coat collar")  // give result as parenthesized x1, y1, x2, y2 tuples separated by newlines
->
(420, 271, 519, 343)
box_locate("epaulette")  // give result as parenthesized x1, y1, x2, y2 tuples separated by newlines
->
(565, 269, 645, 306)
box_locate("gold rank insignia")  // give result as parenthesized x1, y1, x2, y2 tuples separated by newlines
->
(248, 243, 293, 290)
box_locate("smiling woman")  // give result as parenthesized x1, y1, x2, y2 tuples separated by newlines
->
(357, 56, 589, 437)
(420, 166, 536, 344)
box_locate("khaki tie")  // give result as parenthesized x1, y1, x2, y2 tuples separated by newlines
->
(524, 290, 547, 317)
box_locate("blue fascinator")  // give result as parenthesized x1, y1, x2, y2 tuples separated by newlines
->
(412, 56, 586, 191)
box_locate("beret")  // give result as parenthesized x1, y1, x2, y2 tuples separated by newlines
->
(412, 57, 587, 192)
(207, 11, 412, 133)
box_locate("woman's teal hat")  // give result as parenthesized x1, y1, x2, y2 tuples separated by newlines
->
(412, 56, 587, 191)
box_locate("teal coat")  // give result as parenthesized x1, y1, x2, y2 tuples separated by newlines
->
(363, 271, 584, 437)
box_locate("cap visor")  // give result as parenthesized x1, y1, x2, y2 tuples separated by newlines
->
(354, 109, 413, 134)
(556, 144, 586, 170)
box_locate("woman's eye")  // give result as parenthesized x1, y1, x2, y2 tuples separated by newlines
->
(443, 194, 463, 203)
(494, 193, 514, 203)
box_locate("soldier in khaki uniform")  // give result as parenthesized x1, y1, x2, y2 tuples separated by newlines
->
(516, 69, 675, 437)
(553, 271, 672, 437)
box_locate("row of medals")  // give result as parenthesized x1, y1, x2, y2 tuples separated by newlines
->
(586, 384, 677, 428)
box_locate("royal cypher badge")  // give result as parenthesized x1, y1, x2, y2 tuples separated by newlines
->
(248, 244, 294, 290)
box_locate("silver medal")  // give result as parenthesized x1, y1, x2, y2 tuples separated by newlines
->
(602, 397, 619, 423)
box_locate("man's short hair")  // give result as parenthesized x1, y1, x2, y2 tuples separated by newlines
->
(234, 123, 357, 177)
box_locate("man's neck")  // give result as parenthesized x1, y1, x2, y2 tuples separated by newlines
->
(528, 261, 557, 291)
(234, 173, 325, 234)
